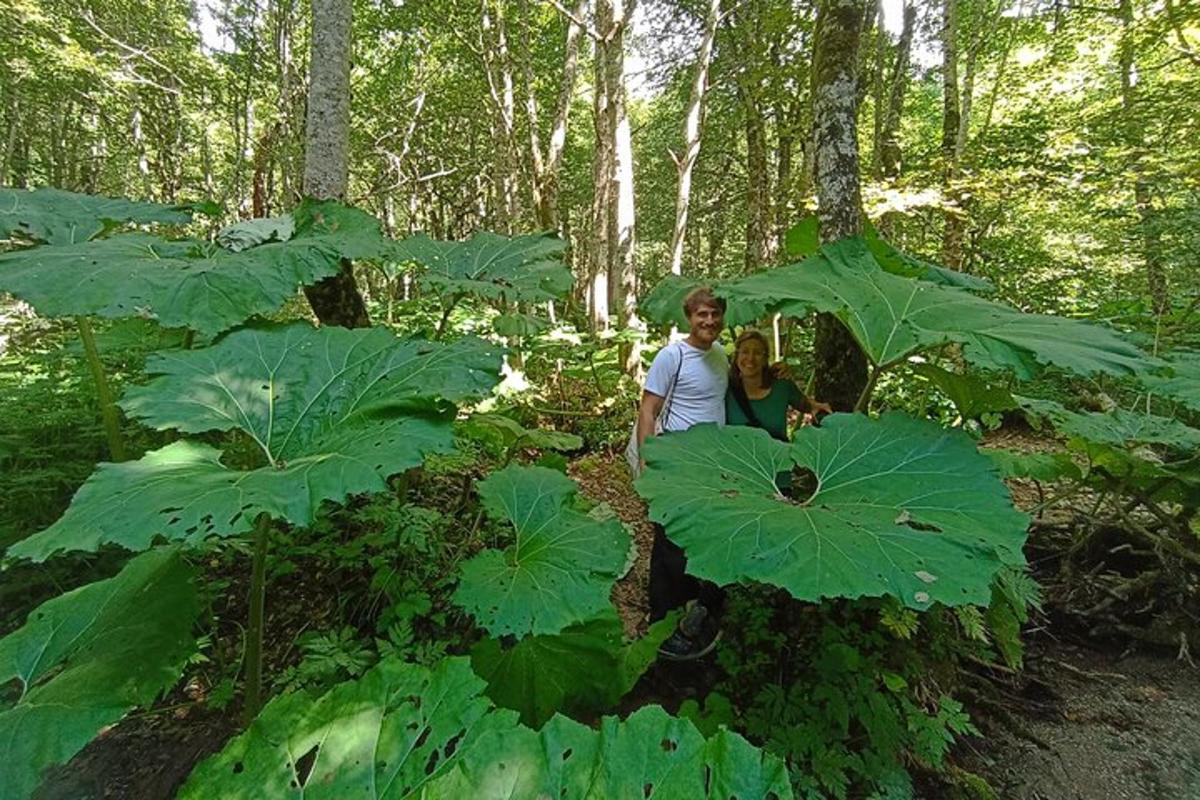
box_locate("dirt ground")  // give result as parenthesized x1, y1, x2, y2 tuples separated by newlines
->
(965, 642, 1200, 800)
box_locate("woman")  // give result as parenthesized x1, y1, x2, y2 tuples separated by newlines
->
(726, 329, 832, 440)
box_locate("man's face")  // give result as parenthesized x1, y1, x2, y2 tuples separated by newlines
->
(686, 303, 724, 346)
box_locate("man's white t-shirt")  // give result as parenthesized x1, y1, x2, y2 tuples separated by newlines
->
(643, 340, 729, 432)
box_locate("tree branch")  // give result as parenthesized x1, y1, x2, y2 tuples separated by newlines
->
(542, 0, 601, 40)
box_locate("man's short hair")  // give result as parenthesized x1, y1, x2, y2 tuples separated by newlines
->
(682, 286, 727, 318)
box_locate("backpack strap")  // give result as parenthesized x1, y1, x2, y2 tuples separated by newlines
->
(730, 380, 766, 431)
(658, 343, 686, 430)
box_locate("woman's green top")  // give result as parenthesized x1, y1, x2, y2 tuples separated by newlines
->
(725, 378, 807, 441)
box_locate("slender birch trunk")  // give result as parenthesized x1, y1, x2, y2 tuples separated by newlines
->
(606, 0, 640, 374)
(589, 14, 612, 332)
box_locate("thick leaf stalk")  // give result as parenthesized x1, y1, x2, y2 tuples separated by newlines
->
(243, 513, 272, 725)
(75, 316, 127, 462)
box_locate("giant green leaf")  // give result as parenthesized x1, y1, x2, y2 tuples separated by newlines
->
(911, 363, 1018, 419)
(178, 656, 514, 800)
(782, 216, 992, 291)
(453, 465, 630, 637)
(8, 325, 502, 561)
(0, 186, 194, 245)
(983, 449, 1082, 482)
(636, 415, 1030, 609)
(0, 547, 198, 799)
(0, 200, 390, 335)
(179, 656, 793, 799)
(391, 230, 571, 302)
(458, 413, 582, 457)
(432, 705, 794, 799)
(720, 238, 1147, 378)
(639, 274, 759, 328)
(1142, 351, 1200, 413)
(469, 609, 675, 727)
(863, 226, 993, 291)
(1018, 397, 1200, 453)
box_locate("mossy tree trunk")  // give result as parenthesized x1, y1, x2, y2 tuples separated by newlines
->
(811, 0, 870, 412)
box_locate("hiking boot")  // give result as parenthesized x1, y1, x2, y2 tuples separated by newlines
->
(657, 600, 721, 661)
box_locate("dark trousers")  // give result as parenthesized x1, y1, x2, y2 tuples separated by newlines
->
(648, 524, 726, 622)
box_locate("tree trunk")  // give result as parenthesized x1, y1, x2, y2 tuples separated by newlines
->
(877, 1, 914, 178)
(869, 0, 885, 169)
(589, 15, 612, 332)
(742, 86, 773, 271)
(524, 0, 586, 231)
(1, 87, 18, 185)
(775, 99, 801, 253)
(132, 103, 152, 198)
(1120, 0, 1167, 314)
(811, 0, 870, 412)
(668, 0, 720, 276)
(302, 0, 371, 328)
(939, 0, 965, 269)
(482, 0, 520, 232)
(606, 0, 640, 374)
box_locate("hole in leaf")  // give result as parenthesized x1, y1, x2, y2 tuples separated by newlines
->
(444, 730, 465, 758)
(644, 783, 654, 798)
(660, 738, 677, 752)
(424, 748, 440, 776)
(562, 748, 573, 761)
(414, 727, 431, 749)
(232, 762, 244, 775)
(704, 766, 713, 794)
(899, 516, 942, 533)
(295, 745, 319, 786)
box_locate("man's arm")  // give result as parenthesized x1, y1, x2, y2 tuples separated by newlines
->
(636, 390, 665, 459)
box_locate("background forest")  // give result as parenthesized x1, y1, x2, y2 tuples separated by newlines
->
(1, 0, 1199, 798)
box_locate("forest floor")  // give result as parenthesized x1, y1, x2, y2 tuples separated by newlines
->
(31, 441, 1200, 800)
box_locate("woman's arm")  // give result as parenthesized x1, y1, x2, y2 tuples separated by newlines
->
(787, 380, 832, 416)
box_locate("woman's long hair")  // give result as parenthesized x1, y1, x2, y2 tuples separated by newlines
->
(729, 329, 774, 391)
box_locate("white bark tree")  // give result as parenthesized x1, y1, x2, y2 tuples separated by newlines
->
(667, 0, 721, 276)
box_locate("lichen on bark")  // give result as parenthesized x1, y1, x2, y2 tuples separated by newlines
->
(810, 0, 870, 411)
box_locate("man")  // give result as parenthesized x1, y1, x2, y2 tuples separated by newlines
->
(636, 286, 727, 660)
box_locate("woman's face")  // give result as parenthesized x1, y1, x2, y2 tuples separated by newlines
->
(736, 338, 768, 378)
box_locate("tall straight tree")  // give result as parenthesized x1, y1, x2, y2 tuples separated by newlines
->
(874, 1, 914, 178)
(1120, 0, 1167, 314)
(810, 0, 870, 411)
(939, 0, 964, 269)
(590, 0, 639, 372)
(520, 0, 587, 231)
(668, 0, 721, 276)
(302, 0, 371, 327)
